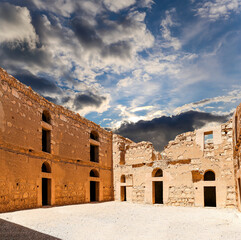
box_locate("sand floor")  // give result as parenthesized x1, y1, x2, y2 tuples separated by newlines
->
(1, 202, 241, 240)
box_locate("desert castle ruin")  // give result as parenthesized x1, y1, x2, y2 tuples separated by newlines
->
(0, 67, 241, 212)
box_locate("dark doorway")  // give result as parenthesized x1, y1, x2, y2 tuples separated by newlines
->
(42, 178, 51, 206)
(90, 181, 99, 202)
(238, 178, 241, 203)
(154, 181, 163, 204)
(204, 186, 216, 207)
(121, 186, 126, 201)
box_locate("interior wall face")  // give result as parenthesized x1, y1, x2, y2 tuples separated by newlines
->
(0, 68, 113, 213)
(113, 120, 236, 208)
(233, 104, 241, 211)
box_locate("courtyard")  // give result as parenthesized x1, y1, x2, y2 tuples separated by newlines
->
(0, 202, 241, 240)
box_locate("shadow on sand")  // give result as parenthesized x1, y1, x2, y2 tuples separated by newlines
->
(0, 218, 61, 240)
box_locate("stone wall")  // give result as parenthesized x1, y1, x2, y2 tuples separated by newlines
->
(113, 120, 237, 208)
(0, 68, 113, 212)
(233, 103, 241, 210)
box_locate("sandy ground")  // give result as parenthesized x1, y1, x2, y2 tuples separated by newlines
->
(0, 202, 241, 240)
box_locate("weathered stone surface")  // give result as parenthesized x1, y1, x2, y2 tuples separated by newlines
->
(233, 103, 241, 211)
(113, 119, 237, 208)
(0, 67, 113, 213)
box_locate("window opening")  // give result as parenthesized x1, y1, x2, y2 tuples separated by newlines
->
(90, 131, 99, 141)
(204, 171, 215, 181)
(42, 110, 51, 124)
(90, 169, 99, 177)
(90, 144, 99, 162)
(42, 129, 51, 153)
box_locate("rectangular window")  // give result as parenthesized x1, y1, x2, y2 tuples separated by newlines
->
(235, 116, 238, 143)
(42, 129, 51, 153)
(204, 131, 213, 147)
(90, 144, 99, 162)
(120, 151, 125, 165)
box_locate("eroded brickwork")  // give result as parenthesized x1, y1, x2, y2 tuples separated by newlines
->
(0, 68, 113, 212)
(113, 120, 237, 208)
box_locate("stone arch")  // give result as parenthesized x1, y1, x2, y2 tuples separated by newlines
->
(42, 110, 51, 124)
(204, 170, 215, 181)
(90, 169, 99, 177)
(152, 168, 163, 177)
(41, 162, 51, 173)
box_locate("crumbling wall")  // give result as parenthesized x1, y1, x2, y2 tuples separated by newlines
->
(113, 120, 236, 208)
(113, 134, 162, 203)
(161, 121, 236, 208)
(0, 67, 113, 212)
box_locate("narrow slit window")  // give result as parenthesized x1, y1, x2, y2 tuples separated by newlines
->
(235, 115, 238, 143)
(90, 144, 99, 162)
(42, 129, 51, 153)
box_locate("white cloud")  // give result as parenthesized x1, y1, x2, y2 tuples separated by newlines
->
(110, 104, 165, 129)
(103, 0, 136, 12)
(195, 0, 241, 20)
(160, 9, 181, 50)
(173, 88, 241, 115)
(32, 0, 79, 17)
(130, 105, 155, 112)
(0, 3, 38, 48)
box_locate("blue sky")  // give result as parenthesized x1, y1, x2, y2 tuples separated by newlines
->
(0, 0, 240, 148)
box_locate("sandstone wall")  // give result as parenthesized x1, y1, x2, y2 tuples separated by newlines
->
(233, 103, 241, 211)
(0, 68, 113, 212)
(113, 120, 236, 208)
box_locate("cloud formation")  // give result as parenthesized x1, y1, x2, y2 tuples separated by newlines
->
(160, 9, 181, 50)
(195, 0, 241, 20)
(0, 0, 240, 136)
(74, 92, 107, 110)
(174, 88, 241, 114)
(15, 70, 61, 95)
(0, 2, 38, 47)
(115, 110, 231, 151)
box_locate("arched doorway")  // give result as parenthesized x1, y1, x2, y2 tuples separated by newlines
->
(204, 170, 216, 207)
(90, 169, 99, 202)
(152, 168, 163, 204)
(120, 175, 126, 201)
(41, 162, 51, 206)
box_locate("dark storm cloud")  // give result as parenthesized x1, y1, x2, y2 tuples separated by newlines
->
(71, 13, 140, 59)
(0, 2, 53, 70)
(74, 92, 106, 110)
(15, 70, 61, 94)
(0, 2, 22, 23)
(71, 17, 103, 49)
(62, 96, 71, 104)
(0, 42, 52, 70)
(101, 41, 131, 59)
(115, 111, 231, 151)
(44, 96, 58, 104)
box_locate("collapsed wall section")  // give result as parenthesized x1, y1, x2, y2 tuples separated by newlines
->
(113, 120, 236, 208)
(113, 134, 162, 203)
